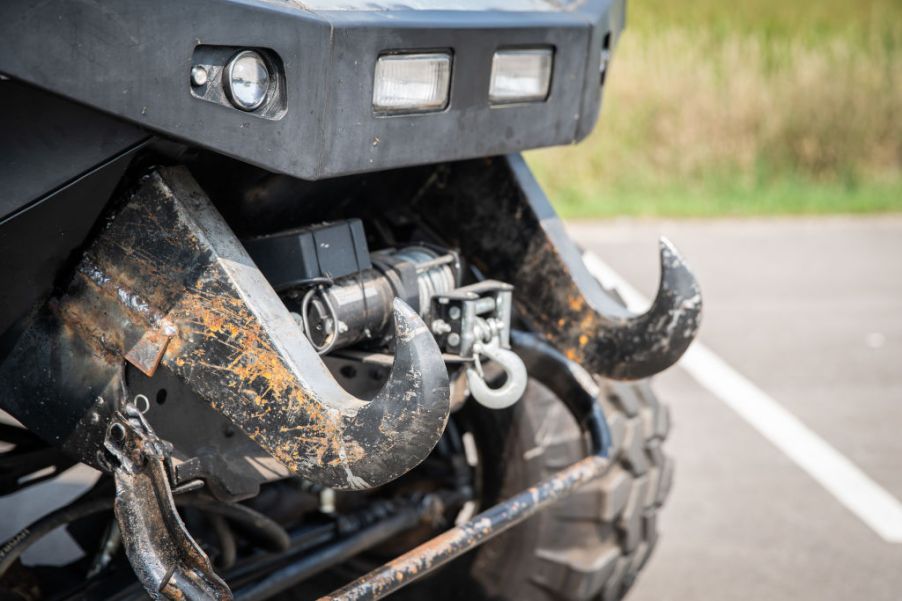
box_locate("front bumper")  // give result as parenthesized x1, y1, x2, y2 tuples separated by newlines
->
(0, 0, 624, 179)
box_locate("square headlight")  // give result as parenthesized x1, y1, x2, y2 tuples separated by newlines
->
(489, 48, 553, 105)
(373, 53, 452, 114)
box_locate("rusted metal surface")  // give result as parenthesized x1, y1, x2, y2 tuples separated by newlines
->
(104, 406, 231, 601)
(319, 455, 609, 601)
(127, 363, 292, 503)
(124, 322, 177, 377)
(0, 166, 450, 491)
(408, 155, 702, 381)
(0, 310, 122, 465)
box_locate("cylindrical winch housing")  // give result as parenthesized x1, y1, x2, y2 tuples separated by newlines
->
(301, 269, 395, 351)
(297, 246, 458, 353)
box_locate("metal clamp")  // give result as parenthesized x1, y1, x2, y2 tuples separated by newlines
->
(431, 281, 527, 409)
(103, 405, 232, 601)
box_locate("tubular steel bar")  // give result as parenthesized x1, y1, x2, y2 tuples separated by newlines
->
(319, 454, 609, 601)
(511, 330, 612, 457)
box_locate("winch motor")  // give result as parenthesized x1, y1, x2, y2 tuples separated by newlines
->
(244, 219, 527, 408)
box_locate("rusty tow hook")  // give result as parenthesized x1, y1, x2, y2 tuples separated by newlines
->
(0, 166, 451, 492)
(408, 154, 702, 380)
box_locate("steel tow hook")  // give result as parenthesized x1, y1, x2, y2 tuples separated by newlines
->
(409, 155, 703, 380)
(0, 167, 450, 493)
(103, 404, 231, 601)
(465, 342, 528, 409)
(582, 236, 703, 380)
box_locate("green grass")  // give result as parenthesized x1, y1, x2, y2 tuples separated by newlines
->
(527, 0, 902, 219)
(626, 0, 902, 38)
(551, 177, 902, 219)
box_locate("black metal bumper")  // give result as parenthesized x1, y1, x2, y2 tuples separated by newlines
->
(0, 0, 624, 180)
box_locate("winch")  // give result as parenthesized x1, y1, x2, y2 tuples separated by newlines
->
(244, 219, 528, 409)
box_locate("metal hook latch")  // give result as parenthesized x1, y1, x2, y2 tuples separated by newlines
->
(466, 342, 528, 410)
(103, 405, 232, 601)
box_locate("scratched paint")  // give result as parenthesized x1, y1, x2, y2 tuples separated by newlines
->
(23, 167, 450, 491)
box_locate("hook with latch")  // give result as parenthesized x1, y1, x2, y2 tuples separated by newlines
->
(466, 342, 528, 410)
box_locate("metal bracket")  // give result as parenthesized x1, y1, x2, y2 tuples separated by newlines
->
(430, 280, 512, 359)
(103, 405, 231, 601)
(431, 281, 527, 409)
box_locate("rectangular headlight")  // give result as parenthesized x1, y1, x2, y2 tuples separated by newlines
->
(373, 53, 451, 113)
(489, 48, 553, 105)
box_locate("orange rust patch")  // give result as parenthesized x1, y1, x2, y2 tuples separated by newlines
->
(160, 283, 363, 472)
(124, 328, 172, 377)
(568, 295, 585, 312)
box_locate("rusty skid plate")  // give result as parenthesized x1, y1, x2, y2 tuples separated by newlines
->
(408, 155, 702, 380)
(0, 167, 450, 490)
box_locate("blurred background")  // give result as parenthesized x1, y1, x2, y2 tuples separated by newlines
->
(533, 1, 902, 599)
(528, 0, 901, 218)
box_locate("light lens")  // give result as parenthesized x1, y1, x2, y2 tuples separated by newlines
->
(224, 50, 270, 111)
(373, 53, 451, 113)
(489, 48, 553, 105)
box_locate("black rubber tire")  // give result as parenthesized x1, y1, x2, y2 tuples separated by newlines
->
(449, 375, 673, 601)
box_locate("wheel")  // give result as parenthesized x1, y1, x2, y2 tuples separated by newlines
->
(416, 373, 673, 601)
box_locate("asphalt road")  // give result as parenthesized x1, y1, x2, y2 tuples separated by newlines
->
(567, 216, 902, 601)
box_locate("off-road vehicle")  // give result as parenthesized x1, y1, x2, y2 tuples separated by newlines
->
(0, 1, 701, 600)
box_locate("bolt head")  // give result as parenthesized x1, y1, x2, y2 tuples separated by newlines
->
(190, 65, 209, 87)
(447, 333, 461, 347)
(431, 319, 451, 335)
(448, 306, 462, 320)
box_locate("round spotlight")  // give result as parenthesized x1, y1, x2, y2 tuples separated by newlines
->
(223, 50, 270, 111)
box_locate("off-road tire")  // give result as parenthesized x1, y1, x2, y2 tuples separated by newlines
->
(450, 374, 673, 601)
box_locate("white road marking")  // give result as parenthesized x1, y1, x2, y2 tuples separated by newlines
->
(582, 251, 902, 544)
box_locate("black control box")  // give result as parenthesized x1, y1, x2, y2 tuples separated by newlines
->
(243, 219, 371, 290)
